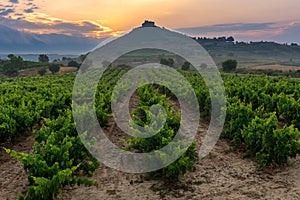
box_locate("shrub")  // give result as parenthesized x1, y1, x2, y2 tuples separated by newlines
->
(38, 68, 47, 76)
(181, 61, 191, 71)
(5, 111, 99, 200)
(242, 113, 300, 167)
(49, 64, 60, 74)
(68, 60, 81, 68)
(222, 59, 237, 72)
(126, 85, 197, 183)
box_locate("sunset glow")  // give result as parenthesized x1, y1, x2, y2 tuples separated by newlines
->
(0, 0, 300, 40)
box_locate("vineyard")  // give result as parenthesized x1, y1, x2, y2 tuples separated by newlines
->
(1, 67, 300, 199)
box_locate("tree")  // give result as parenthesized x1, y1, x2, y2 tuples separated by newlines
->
(68, 60, 80, 68)
(38, 54, 49, 63)
(160, 58, 168, 66)
(181, 61, 191, 71)
(62, 57, 71, 61)
(3, 54, 25, 76)
(53, 59, 60, 63)
(38, 68, 47, 76)
(168, 58, 174, 67)
(218, 36, 226, 42)
(79, 54, 88, 62)
(291, 43, 298, 46)
(226, 36, 235, 42)
(49, 64, 60, 74)
(222, 59, 237, 72)
(160, 58, 175, 67)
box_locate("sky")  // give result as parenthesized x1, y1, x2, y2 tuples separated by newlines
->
(0, 0, 300, 41)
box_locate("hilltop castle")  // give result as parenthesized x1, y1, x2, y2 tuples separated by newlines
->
(142, 20, 156, 27)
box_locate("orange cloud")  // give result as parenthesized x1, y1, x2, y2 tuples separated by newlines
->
(1, 10, 119, 38)
(1, 0, 300, 39)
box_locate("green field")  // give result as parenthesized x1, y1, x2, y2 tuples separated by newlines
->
(1, 67, 300, 199)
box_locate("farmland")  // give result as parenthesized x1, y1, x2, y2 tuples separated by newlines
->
(1, 67, 300, 199)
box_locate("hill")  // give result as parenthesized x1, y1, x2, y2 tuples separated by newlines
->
(0, 25, 104, 54)
(1, 22, 300, 69)
(112, 38, 300, 69)
(194, 37, 300, 67)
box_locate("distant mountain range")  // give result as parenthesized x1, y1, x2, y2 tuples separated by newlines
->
(0, 25, 104, 55)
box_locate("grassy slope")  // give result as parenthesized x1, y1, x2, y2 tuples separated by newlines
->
(110, 42, 300, 69)
(200, 41, 300, 68)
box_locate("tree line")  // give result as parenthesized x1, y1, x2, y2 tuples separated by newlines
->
(0, 54, 83, 76)
(159, 57, 237, 72)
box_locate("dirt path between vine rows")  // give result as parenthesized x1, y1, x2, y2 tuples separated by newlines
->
(56, 121, 300, 200)
(59, 89, 300, 200)
(1, 89, 300, 200)
(1, 125, 300, 199)
(0, 133, 36, 200)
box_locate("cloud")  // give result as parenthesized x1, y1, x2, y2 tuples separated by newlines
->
(9, 0, 19, 4)
(0, 8, 15, 16)
(0, 0, 37, 15)
(177, 23, 275, 35)
(24, 5, 38, 13)
(272, 22, 300, 44)
(53, 21, 103, 32)
(0, 4, 13, 8)
(0, 14, 114, 38)
(24, 8, 33, 13)
(0, 2, 117, 38)
(0, 24, 105, 54)
(177, 21, 300, 44)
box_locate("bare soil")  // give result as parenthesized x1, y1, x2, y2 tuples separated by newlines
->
(0, 133, 35, 200)
(57, 67, 78, 74)
(247, 65, 300, 71)
(1, 124, 300, 199)
(56, 121, 300, 200)
(1, 92, 300, 199)
(18, 67, 77, 76)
